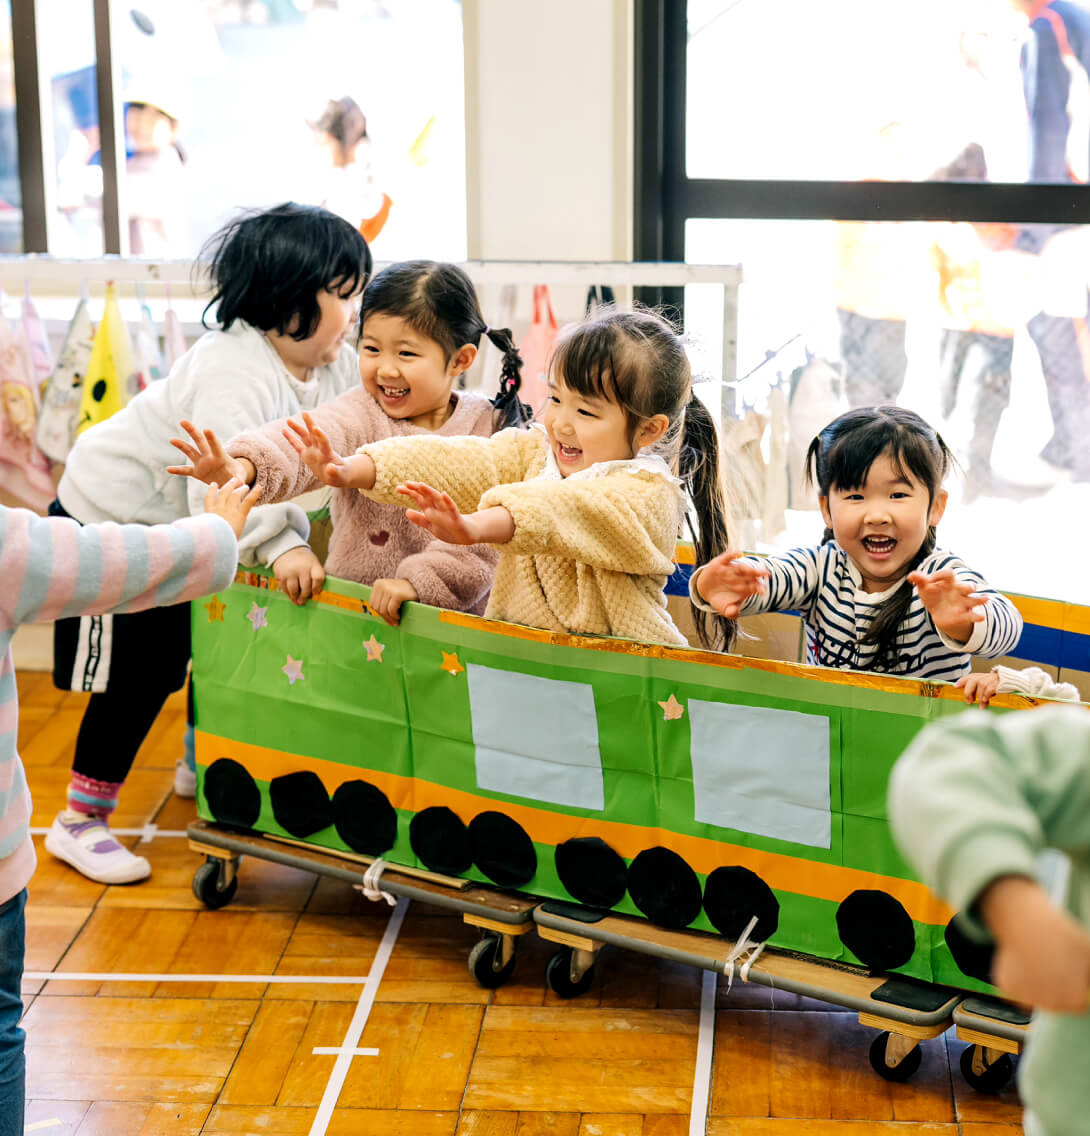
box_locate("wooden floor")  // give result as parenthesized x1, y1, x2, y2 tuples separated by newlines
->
(16, 670, 1025, 1136)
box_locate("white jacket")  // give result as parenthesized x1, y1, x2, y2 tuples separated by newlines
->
(59, 321, 359, 567)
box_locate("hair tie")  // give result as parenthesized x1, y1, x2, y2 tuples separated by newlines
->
(482, 325, 491, 336)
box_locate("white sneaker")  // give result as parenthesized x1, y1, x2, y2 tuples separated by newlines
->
(44, 811, 151, 884)
(174, 760, 197, 799)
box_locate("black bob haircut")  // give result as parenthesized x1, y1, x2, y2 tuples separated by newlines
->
(200, 203, 372, 341)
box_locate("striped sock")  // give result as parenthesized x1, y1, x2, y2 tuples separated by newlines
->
(67, 772, 122, 819)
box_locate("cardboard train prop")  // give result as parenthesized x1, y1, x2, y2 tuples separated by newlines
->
(192, 567, 1090, 998)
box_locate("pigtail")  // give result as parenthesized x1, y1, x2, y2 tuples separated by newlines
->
(679, 394, 737, 652)
(486, 326, 532, 430)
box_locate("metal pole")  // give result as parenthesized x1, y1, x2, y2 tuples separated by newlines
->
(93, 0, 127, 255)
(10, 0, 52, 252)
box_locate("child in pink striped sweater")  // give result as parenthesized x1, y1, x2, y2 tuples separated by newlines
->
(0, 480, 256, 1132)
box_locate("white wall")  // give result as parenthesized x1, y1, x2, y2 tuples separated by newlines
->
(463, 0, 633, 264)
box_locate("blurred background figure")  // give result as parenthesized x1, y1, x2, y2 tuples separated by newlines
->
(309, 95, 392, 245)
(122, 87, 186, 255)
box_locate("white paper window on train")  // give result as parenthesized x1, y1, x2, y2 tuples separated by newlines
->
(466, 665, 605, 811)
(688, 701, 832, 849)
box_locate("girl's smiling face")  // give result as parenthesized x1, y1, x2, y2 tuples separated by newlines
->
(359, 312, 476, 430)
(820, 451, 947, 593)
(542, 375, 668, 476)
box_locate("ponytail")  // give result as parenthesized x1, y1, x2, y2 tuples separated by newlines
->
(485, 326, 532, 430)
(679, 394, 737, 652)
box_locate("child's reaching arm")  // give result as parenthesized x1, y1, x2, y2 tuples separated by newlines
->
(957, 665, 1080, 708)
(908, 557, 1023, 657)
(889, 707, 1090, 1011)
(0, 480, 255, 629)
(691, 546, 822, 619)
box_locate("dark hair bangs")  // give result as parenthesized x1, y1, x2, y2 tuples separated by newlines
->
(813, 409, 948, 499)
(550, 322, 625, 406)
(201, 203, 371, 340)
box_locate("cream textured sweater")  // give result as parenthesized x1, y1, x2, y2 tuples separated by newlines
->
(358, 426, 688, 645)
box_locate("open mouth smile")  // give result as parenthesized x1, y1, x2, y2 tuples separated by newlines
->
(861, 535, 897, 557)
(378, 384, 410, 400)
(556, 442, 582, 463)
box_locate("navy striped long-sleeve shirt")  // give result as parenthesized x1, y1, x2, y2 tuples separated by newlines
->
(691, 543, 1023, 681)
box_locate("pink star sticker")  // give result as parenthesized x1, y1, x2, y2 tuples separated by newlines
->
(282, 656, 305, 685)
(364, 634, 385, 662)
(658, 694, 685, 721)
(247, 602, 268, 631)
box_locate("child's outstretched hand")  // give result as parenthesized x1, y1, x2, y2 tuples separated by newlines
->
(398, 482, 515, 545)
(980, 875, 1090, 1012)
(283, 412, 376, 490)
(169, 420, 254, 487)
(694, 551, 769, 618)
(956, 670, 1001, 708)
(399, 481, 479, 544)
(908, 568, 989, 644)
(203, 478, 261, 540)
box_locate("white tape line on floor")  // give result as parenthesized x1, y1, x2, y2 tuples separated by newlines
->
(309, 896, 408, 1136)
(689, 968, 718, 1136)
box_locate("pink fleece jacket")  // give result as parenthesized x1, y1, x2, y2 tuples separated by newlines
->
(227, 389, 499, 614)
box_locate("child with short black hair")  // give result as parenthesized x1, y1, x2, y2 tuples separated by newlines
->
(692, 405, 1022, 677)
(48, 203, 370, 885)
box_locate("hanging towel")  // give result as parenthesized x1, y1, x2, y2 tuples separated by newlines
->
(162, 300, 186, 369)
(131, 301, 165, 388)
(20, 292, 53, 397)
(519, 285, 558, 417)
(0, 306, 55, 508)
(77, 283, 135, 436)
(37, 298, 95, 463)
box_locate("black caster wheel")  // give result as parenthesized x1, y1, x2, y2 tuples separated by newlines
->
(468, 934, 517, 989)
(192, 857, 238, 909)
(545, 946, 596, 999)
(868, 1031, 923, 1082)
(959, 1043, 1014, 1093)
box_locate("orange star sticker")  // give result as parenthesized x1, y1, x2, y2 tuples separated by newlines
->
(204, 595, 226, 623)
(364, 634, 385, 663)
(658, 694, 684, 721)
(440, 651, 465, 676)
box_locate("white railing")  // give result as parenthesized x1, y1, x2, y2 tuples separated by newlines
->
(0, 257, 743, 421)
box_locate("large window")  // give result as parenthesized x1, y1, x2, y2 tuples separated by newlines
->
(5, 0, 466, 259)
(641, 1, 1090, 604)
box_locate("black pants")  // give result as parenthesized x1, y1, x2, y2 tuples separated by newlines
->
(837, 308, 908, 408)
(1026, 310, 1090, 474)
(938, 329, 1014, 475)
(49, 499, 192, 785)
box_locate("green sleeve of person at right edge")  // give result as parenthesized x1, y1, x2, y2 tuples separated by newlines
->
(889, 705, 1090, 1136)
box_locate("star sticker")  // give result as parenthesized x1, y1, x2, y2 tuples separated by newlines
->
(364, 634, 385, 662)
(204, 595, 225, 623)
(658, 694, 685, 721)
(440, 651, 465, 677)
(247, 602, 268, 631)
(282, 656, 305, 685)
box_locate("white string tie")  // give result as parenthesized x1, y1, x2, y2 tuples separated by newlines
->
(355, 858, 396, 906)
(722, 914, 766, 992)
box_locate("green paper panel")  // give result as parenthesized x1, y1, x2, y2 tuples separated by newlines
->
(192, 572, 1011, 995)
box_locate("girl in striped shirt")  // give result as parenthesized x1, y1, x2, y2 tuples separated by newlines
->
(0, 479, 257, 1136)
(691, 405, 1022, 681)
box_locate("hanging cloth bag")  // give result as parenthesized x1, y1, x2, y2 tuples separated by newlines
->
(37, 298, 95, 463)
(518, 285, 558, 416)
(0, 302, 55, 509)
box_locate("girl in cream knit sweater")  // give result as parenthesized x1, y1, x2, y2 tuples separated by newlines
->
(285, 308, 737, 650)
